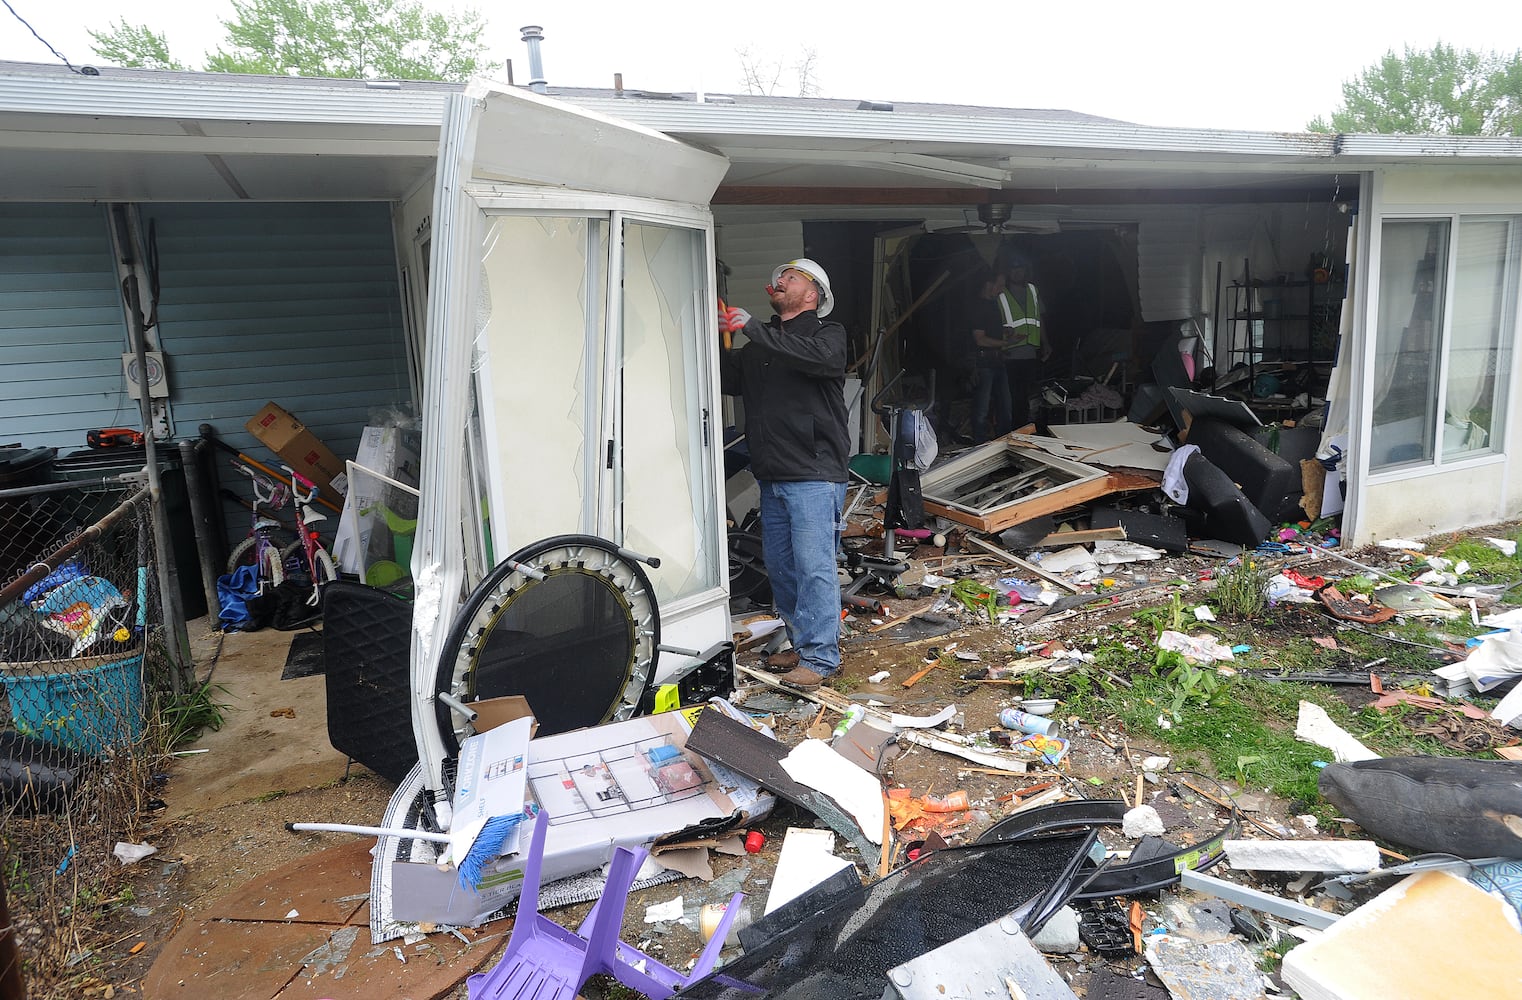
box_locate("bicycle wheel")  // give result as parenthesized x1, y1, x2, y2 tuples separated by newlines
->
(227, 531, 295, 575)
(312, 546, 339, 586)
(279, 542, 340, 586)
(258, 541, 285, 589)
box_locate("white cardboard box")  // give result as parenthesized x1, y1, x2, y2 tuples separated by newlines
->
(390, 709, 769, 926)
(333, 424, 421, 575)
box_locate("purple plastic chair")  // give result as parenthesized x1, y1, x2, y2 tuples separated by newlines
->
(467, 810, 745, 1000)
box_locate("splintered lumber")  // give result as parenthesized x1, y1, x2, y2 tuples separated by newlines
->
(1031, 526, 1127, 547)
(920, 471, 1158, 535)
(736, 665, 1035, 773)
(965, 536, 1079, 593)
(901, 663, 938, 688)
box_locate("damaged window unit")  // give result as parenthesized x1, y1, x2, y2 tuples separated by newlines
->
(913, 438, 1150, 535)
(406, 83, 735, 842)
(917, 441, 1113, 534)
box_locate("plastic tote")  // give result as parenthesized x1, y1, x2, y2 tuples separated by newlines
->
(0, 650, 145, 755)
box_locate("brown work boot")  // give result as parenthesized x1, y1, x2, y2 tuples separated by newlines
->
(777, 665, 827, 691)
(764, 648, 801, 672)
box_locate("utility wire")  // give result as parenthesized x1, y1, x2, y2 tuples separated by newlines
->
(1, 0, 90, 74)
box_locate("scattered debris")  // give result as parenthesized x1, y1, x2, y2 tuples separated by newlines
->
(112, 842, 158, 865)
(1295, 700, 1380, 763)
(1222, 838, 1380, 873)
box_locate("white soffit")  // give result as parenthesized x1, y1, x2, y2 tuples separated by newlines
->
(461, 79, 729, 205)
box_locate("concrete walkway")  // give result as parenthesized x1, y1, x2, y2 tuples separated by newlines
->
(168, 619, 352, 819)
(147, 620, 507, 998)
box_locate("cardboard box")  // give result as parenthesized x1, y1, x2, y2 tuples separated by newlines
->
(244, 402, 347, 500)
(472, 695, 539, 738)
(333, 425, 422, 576)
(390, 710, 768, 926)
(450, 715, 533, 860)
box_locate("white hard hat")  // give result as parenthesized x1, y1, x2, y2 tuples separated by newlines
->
(771, 258, 835, 317)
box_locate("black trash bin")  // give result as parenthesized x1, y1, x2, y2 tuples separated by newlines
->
(0, 446, 60, 584)
(52, 448, 207, 620)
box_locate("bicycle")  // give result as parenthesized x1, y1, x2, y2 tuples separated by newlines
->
(226, 462, 291, 590)
(281, 465, 340, 605)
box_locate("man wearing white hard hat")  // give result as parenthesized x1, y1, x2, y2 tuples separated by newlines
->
(719, 258, 848, 692)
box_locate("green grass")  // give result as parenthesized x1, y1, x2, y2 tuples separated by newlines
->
(158, 679, 232, 750)
(1055, 566, 1516, 820)
(1214, 558, 1271, 619)
(1066, 669, 1331, 805)
(1064, 648, 1485, 815)
(1434, 532, 1522, 584)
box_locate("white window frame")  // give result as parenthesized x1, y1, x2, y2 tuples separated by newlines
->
(1363, 208, 1522, 486)
(464, 187, 726, 618)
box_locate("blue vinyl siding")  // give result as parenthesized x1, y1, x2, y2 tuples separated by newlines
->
(0, 204, 134, 448)
(0, 202, 411, 470)
(148, 202, 412, 471)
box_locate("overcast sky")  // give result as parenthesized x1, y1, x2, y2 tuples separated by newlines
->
(3, 0, 1518, 132)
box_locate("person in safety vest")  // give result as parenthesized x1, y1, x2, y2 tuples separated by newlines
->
(718, 258, 848, 693)
(997, 250, 1047, 429)
(968, 267, 1011, 442)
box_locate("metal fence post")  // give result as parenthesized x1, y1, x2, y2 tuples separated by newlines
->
(178, 439, 224, 625)
(123, 279, 191, 694)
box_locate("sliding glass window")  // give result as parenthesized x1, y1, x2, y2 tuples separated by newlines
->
(1371, 215, 1517, 471)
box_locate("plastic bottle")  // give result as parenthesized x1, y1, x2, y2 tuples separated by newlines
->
(831, 704, 865, 739)
(699, 901, 755, 946)
(999, 707, 1058, 737)
(923, 790, 969, 812)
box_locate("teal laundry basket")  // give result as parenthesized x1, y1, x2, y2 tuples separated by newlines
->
(1, 650, 145, 756)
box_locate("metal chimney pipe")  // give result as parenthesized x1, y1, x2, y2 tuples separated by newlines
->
(520, 25, 547, 93)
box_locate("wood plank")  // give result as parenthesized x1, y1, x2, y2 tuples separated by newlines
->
(964, 536, 1079, 593)
(901, 663, 938, 688)
(1031, 526, 1127, 547)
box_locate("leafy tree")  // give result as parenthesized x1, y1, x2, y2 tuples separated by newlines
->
(1309, 42, 1522, 135)
(89, 0, 496, 82)
(86, 19, 188, 71)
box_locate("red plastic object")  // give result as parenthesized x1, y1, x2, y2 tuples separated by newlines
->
(744, 830, 766, 854)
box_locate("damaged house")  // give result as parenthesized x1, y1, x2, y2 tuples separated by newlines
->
(7, 51, 1522, 1000)
(2, 59, 1522, 659)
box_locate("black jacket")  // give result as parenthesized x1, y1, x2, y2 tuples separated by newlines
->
(719, 310, 849, 483)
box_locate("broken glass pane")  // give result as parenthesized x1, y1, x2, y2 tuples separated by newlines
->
(477, 215, 607, 545)
(619, 221, 719, 603)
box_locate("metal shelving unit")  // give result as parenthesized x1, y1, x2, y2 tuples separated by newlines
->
(1216, 258, 1342, 391)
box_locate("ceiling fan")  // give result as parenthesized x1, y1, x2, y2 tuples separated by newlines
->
(930, 202, 1062, 235)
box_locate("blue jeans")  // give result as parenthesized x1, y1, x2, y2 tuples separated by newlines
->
(971, 363, 1011, 442)
(758, 480, 846, 677)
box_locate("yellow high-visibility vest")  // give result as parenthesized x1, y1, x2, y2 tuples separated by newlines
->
(997, 282, 1041, 351)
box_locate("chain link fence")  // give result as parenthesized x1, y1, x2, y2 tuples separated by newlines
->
(0, 475, 176, 998)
